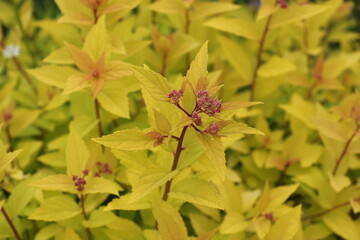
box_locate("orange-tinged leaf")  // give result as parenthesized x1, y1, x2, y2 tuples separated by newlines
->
(65, 42, 93, 72)
(64, 72, 89, 95)
(83, 16, 109, 60)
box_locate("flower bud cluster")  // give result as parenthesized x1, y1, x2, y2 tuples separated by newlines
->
(197, 90, 221, 116)
(94, 161, 112, 177)
(277, 0, 288, 8)
(191, 112, 202, 126)
(204, 123, 220, 135)
(168, 89, 183, 104)
(72, 169, 89, 192)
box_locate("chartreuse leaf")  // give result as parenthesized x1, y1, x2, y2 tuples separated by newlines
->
(350, 198, 360, 214)
(104, 217, 145, 240)
(258, 56, 296, 78)
(29, 195, 81, 221)
(83, 16, 109, 60)
(43, 47, 73, 64)
(7, 178, 36, 219)
(169, 177, 224, 209)
(323, 208, 360, 240)
(205, 17, 259, 40)
(0, 200, 4, 209)
(82, 177, 119, 195)
(154, 110, 172, 134)
(82, 209, 117, 228)
(10, 108, 41, 137)
(271, 4, 329, 29)
(256, 1, 278, 21)
(152, 200, 188, 240)
(27, 65, 76, 88)
(220, 122, 264, 137)
(92, 129, 155, 150)
(132, 66, 171, 102)
(97, 81, 130, 118)
(185, 42, 208, 88)
(129, 168, 179, 203)
(66, 129, 89, 176)
(192, 2, 239, 19)
(0, 145, 21, 174)
(220, 211, 248, 234)
(64, 227, 81, 240)
(267, 205, 302, 240)
(196, 134, 226, 181)
(30, 174, 77, 193)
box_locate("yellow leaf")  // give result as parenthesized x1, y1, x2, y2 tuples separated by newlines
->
(104, 217, 145, 240)
(10, 109, 41, 137)
(28, 65, 76, 89)
(30, 174, 76, 193)
(205, 17, 259, 40)
(129, 168, 178, 203)
(66, 129, 89, 176)
(192, 2, 240, 19)
(323, 209, 360, 240)
(43, 47, 73, 64)
(28, 195, 81, 221)
(97, 81, 130, 118)
(350, 198, 360, 214)
(64, 227, 81, 240)
(149, 0, 185, 14)
(92, 129, 155, 150)
(83, 177, 119, 195)
(257, 3, 278, 21)
(154, 110, 172, 134)
(217, 35, 253, 81)
(220, 122, 264, 137)
(170, 177, 224, 209)
(83, 16, 110, 60)
(132, 66, 172, 102)
(271, 4, 329, 29)
(196, 134, 226, 181)
(82, 210, 117, 228)
(267, 206, 302, 240)
(329, 174, 351, 192)
(220, 211, 248, 234)
(152, 200, 188, 240)
(104, 194, 151, 211)
(258, 56, 296, 78)
(185, 41, 208, 88)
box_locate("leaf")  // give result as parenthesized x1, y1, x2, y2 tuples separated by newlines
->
(104, 194, 151, 211)
(132, 66, 171, 102)
(83, 16, 109, 60)
(28, 65, 76, 88)
(220, 212, 248, 234)
(329, 174, 351, 192)
(28, 195, 81, 221)
(82, 210, 117, 228)
(104, 217, 145, 240)
(149, 0, 185, 14)
(170, 177, 224, 209)
(7, 178, 36, 219)
(271, 4, 329, 29)
(154, 110, 172, 134)
(257, 3, 278, 21)
(30, 174, 76, 193)
(152, 200, 188, 240)
(323, 208, 360, 240)
(193, 2, 240, 19)
(97, 81, 130, 118)
(350, 198, 360, 214)
(10, 108, 41, 137)
(258, 56, 296, 78)
(205, 17, 259, 40)
(129, 168, 178, 203)
(196, 133, 226, 180)
(43, 47, 73, 64)
(217, 35, 252, 81)
(267, 206, 302, 240)
(64, 227, 81, 240)
(66, 129, 89, 176)
(220, 122, 264, 137)
(63, 72, 89, 95)
(92, 129, 155, 150)
(0, 149, 21, 173)
(83, 177, 119, 195)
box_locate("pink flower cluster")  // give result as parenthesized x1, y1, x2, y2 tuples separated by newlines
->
(197, 90, 221, 116)
(94, 162, 112, 177)
(277, 0, 288, 8)
(72, 169, 89, 192)
(204, 123, 220, 135)
(191, 112, 202, 126)
(168, 89, 184, 104)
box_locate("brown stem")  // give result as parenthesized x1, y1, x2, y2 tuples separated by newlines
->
(160, 52, 167, 76)
(94, 98, 103, 137)
(162, 126, 188, 201)
(302, 201, 349, 221)
(332, 124, 360, 175)
(80, 194, 92, 240)
(1, 207, 22, 240)
(249, 13, 273, 101)
(12, 57, 37, 94)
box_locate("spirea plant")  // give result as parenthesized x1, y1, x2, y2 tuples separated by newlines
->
(0, 0, 360, 239)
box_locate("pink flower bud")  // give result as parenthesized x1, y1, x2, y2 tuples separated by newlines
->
(204, 123, 220, 135)
(191, 112, 202, 126)
(82, 169, 89, 176)
(168, 90, 184, 104)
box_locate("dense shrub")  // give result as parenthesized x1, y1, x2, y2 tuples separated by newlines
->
(0, 0, 360, 239)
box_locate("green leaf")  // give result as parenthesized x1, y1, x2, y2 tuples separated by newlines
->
(323, 208, 360, 240)
(129, 168, 178, 203)
(82, 210, 117, 228)
(92, 129, 155, 150)
(7, 178, 36, 219)
(205, 17, 259, 40)
(267, 206, 302, 240)
(170, 177, 224, 209)
(132, 66, 171, 102)
(196, 134, 226, 180)
(152, 200, 188, 240)
(28, 195, 81, 221)
(30, 174, 76, 193)
(258, 56, 296, 78)
(64, 227, 81, 240)
(28, 65, 76, 88)
(82, 177, 119, 195)
(66, 129, 89, 176)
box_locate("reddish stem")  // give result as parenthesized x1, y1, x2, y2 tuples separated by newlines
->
(80, 194, 92, 240)
(302, 201, 349, 220)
